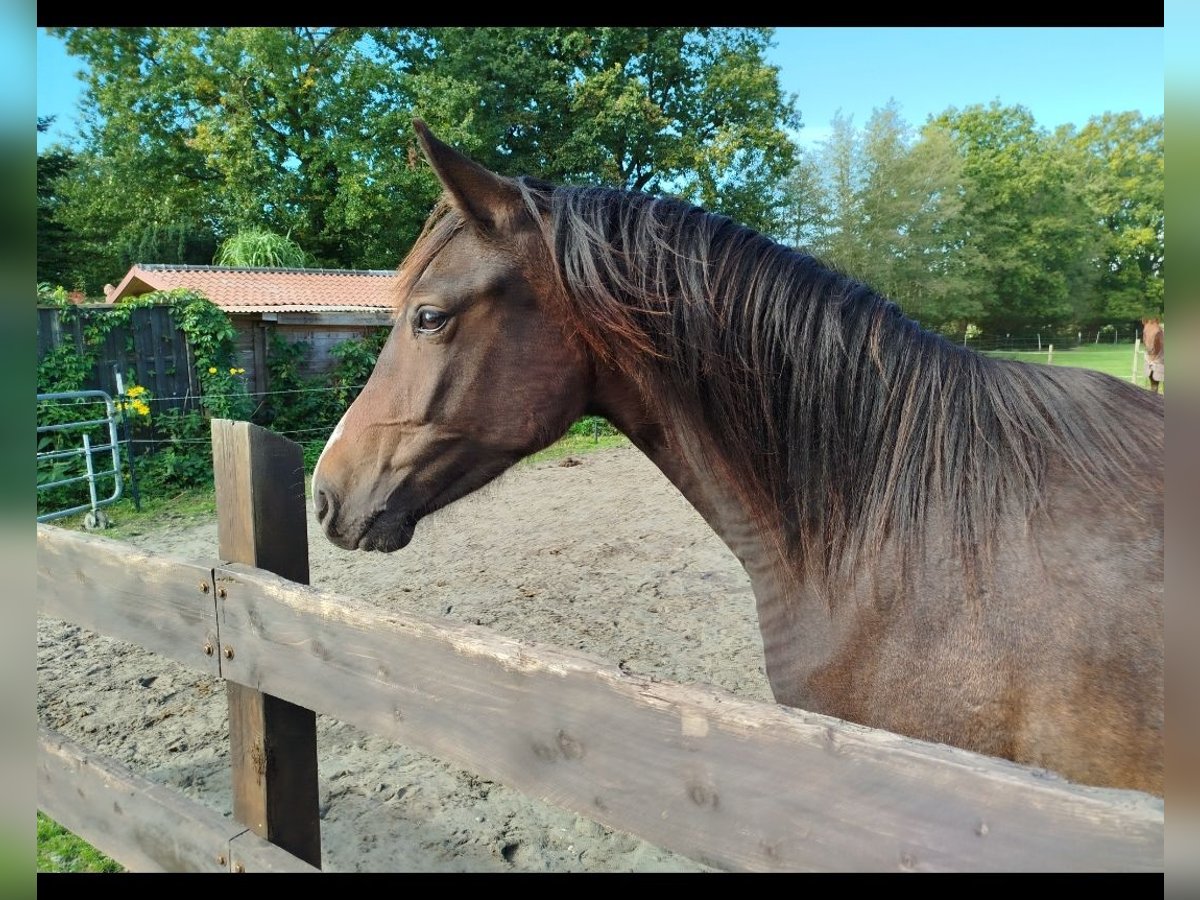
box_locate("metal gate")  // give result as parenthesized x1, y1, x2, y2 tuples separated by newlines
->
(37, 389, 124, 523)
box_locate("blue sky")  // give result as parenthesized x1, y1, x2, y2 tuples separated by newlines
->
(36, 26, 1165, 154)
(768, 27, 1163, 148)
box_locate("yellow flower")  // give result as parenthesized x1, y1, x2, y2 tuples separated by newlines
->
(229, 367, 237, 375)
(208, 367, 217, 374)
(127, 385, 147, 397)
(133, 400, 150, 417)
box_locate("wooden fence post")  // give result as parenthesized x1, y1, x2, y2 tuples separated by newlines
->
(211, 419, 322, 869)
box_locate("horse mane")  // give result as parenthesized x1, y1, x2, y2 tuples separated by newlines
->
(513, 181, 1164, 593)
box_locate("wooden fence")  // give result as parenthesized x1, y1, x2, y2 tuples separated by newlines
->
(35, 420, 1165, 873)
(37, 305, 201, 419)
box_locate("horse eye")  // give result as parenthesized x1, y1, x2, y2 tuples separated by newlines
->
(415, 308, 450, 334)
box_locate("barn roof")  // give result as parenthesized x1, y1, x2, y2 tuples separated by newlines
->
(104, 264, 399, 314)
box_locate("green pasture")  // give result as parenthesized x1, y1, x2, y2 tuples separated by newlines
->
(981, 342, 1160, 391)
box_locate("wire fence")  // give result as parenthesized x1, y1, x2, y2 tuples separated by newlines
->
(38, 383, 367, 443)
(949, 327, 1141, 352)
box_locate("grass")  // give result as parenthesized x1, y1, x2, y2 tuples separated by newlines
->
(981, 342, 1161, 390)
(522, 432, 630, 464)
(36, 813, 122, 873)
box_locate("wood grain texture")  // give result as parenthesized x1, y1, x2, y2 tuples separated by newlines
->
(37, 523, 220, 678)
(212, 418, 309, 584)
(213, 560, 1164, 873)
(212, 419, 321, 869)
(38, 726, 318, 873)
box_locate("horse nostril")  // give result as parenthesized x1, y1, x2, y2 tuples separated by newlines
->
(314, 486, 332, 524)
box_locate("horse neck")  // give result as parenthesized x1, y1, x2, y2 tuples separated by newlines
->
(589, 364, 833, 694)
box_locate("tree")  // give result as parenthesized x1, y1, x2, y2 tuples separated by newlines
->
(396, 27, 801, 234)
(50, 26, 437, 283)
(118, 222, 218, 271)
(37, 117, 80, 289)
(856, 104, 971, 328)
(782, 103, 972, 329)
(1056, 112, 1164, 324)
(932, 102, 1097, 335)
(52, 26, 802, 276)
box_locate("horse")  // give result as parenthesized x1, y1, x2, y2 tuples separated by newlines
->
(312, 120, 1164, 796)
(1142, 318, 1164, 394)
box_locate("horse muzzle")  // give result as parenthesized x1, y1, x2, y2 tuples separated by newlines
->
(313, 480, 419, 552)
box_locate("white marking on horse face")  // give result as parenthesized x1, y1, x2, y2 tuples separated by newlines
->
(312, 413, 349, 508)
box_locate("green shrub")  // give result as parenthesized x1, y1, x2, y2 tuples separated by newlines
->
(567, 415, 619, 439)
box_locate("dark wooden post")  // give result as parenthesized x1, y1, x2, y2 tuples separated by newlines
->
(211, 419, 322, 868)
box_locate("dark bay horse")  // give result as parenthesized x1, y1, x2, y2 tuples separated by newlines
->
(313, 121, 1164, 796)
(1142, 318, 1164, 393)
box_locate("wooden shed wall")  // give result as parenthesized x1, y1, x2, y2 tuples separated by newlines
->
(229, 313, 392, 395)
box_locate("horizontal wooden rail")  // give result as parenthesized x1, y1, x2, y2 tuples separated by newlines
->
(37, 523, 1164, 872)
(38, 726, 319, 873)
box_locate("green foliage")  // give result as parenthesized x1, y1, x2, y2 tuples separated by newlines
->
(118, 220, 218, 271)
(783, 100, 1163, 337)
(214, 227, 316, 268)
(406, 27, 800, 235)
(37, 290, 250, 509)
(932, 102, 1096, 334)
(259, 332, 338, 439)
(37, 142, 80, 290)
(37, 282, 71, 306)
(567, 415, 619, 439)
(784, 103, 972, 329)
(42, 28, 1163, 341)
(49, 27, 434, 275)
(134, 407, 215, 492)
(328, 327, 389, 407)
(49, 26, 800, 272)
(1054, 112, 1164, 323)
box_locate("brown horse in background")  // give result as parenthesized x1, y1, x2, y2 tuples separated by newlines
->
(1142, 318, 1164, 393)
(312, 121, 1163, 796)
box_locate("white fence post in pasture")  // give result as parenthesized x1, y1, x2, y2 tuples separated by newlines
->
(1132, 337, 1141, 384)
(1047, 344, 1053, 365)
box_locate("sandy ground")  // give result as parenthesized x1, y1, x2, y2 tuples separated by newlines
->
(37, 445, 776, 872)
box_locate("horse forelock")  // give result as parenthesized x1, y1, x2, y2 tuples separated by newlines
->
(534, 183, 1163, 594)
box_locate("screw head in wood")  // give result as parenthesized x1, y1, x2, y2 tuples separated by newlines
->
(233, 862, 245, 873)
(203, 643, 214, 656)
(217, 854, 226, 866)
(199, 581, 210, 593)
(217, 587, 227, 599)
(223, 645, 234, 660)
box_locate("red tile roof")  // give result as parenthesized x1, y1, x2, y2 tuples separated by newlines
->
(105, 264, 399, 313)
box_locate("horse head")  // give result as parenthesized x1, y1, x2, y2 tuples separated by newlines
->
(312, 121, 590, 551)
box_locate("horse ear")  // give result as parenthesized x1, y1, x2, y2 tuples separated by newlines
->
(413, 119, 524, 232)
